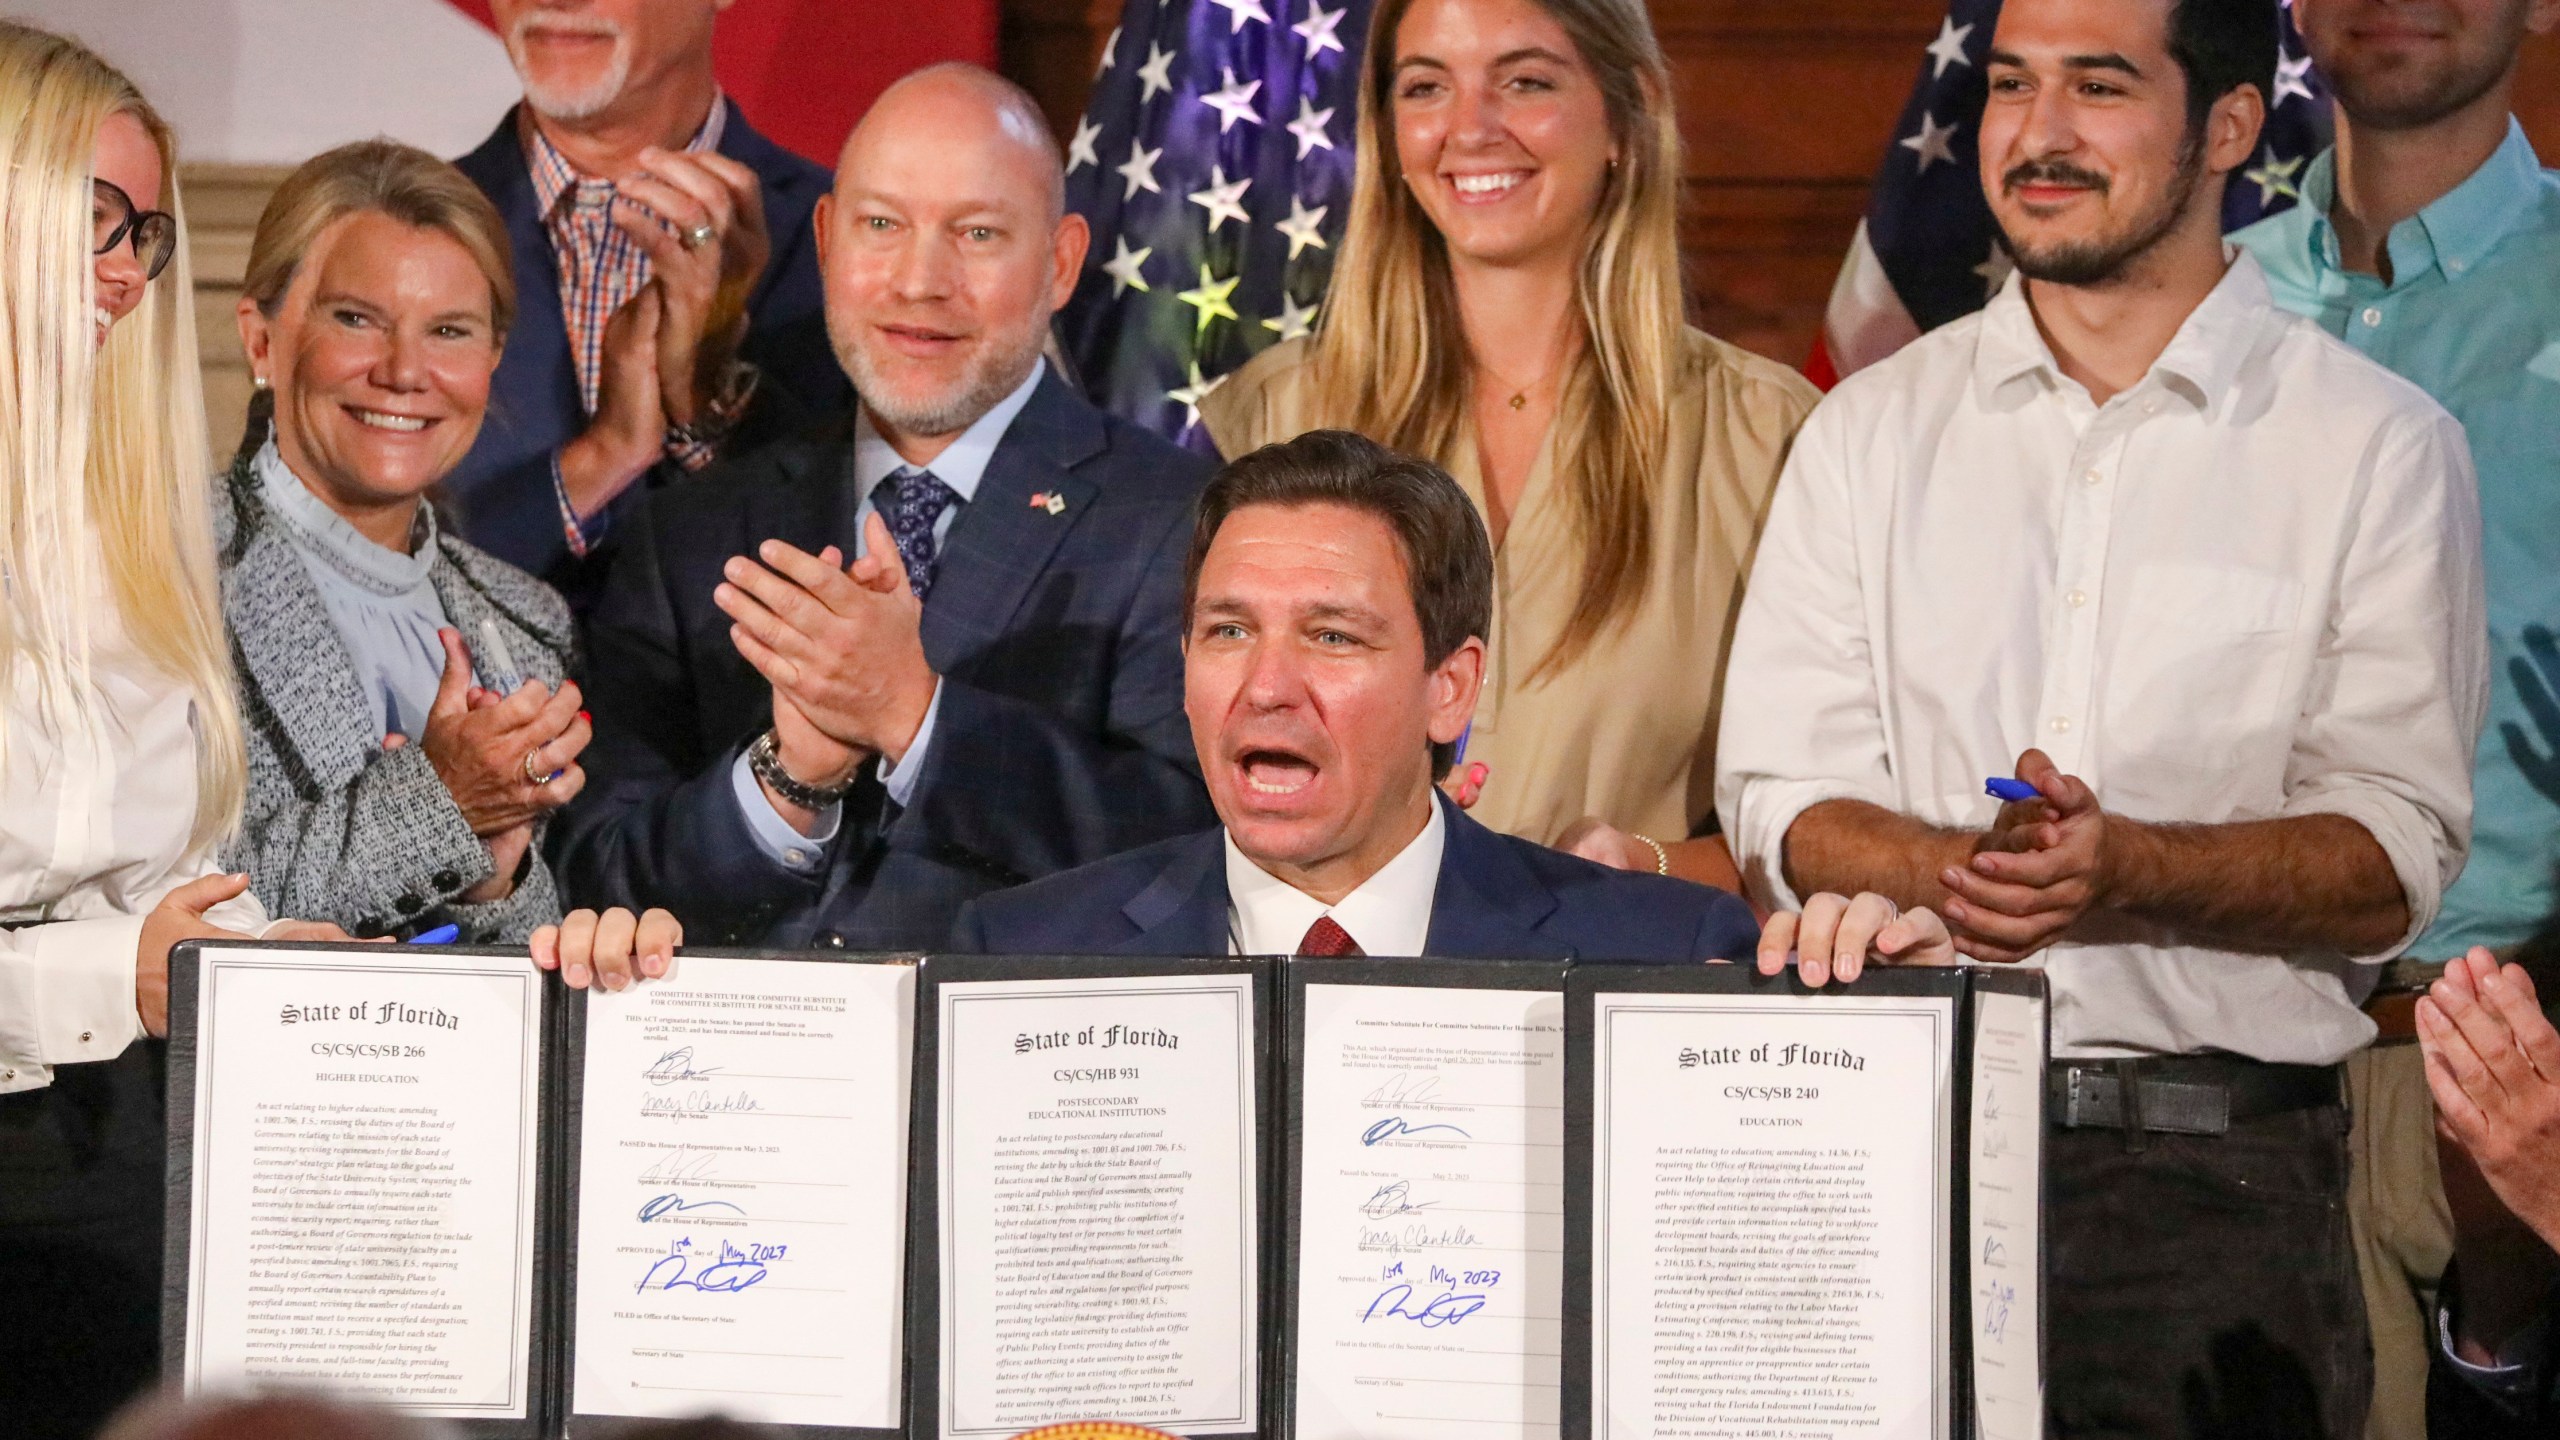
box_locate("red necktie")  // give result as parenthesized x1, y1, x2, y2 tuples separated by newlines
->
(1296, 916, 1364, 957)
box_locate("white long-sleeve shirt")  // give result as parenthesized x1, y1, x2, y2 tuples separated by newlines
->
(1717, 253, 2488, 1064)
(0, 599, 268, 1094)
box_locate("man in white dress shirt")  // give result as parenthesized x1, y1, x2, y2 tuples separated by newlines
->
(1718, 0, 2487, 1434)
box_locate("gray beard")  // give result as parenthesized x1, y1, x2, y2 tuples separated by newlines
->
(842, 344, 1041, 441)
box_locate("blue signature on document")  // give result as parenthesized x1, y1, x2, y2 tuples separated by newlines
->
(1361, 1116, 1470, 1146)
(1978, 1275, 2015, 1343)
(637, 1236, 784, 1295)
(638, 1193, 746, 1223)
(1363, 1283, 1490, 1328)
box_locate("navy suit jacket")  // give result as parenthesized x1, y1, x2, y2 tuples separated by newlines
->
(552, 369, 1220, 947)
(952, 794, 1763, 961)
(448, 104, 849, 599)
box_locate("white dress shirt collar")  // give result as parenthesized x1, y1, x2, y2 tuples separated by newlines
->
(1973, 247, 2273, 419)
(1224, 799, 1447, 958)
(851, 357, 1046, 501)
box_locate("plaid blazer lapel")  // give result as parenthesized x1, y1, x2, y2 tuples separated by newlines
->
(916, 371, 1109, 660)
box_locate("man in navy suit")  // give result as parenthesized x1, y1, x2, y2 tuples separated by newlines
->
(554, 64, 1216, 949)
(450, 0, 851, 600)
(955, 430, 1763, 961)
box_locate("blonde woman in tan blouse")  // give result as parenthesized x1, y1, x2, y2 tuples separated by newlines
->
(1204, 0, 1816, 892)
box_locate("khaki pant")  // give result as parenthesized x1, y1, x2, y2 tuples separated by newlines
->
(2347, 1042, 2454, 1440)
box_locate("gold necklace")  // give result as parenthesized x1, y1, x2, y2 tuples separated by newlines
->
(1478, 352, 1563, 412)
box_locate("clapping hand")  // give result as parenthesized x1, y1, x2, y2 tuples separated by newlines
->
(2418, 948, 2560, 1250)
(610, 146, 769, 425)
(417, 628, 589, 836)
(717, 514, 938, 773)
(1938, 748, 2109, 963)
(533, 908, 684, 993)
(1758, 892, 1956, 986)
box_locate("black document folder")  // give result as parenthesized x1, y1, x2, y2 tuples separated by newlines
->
(167, 942, 2043, 1440)
(1560, 963, 2049, 1440)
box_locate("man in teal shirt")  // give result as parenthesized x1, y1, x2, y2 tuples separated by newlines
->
(2233, 2, 2560, 1434)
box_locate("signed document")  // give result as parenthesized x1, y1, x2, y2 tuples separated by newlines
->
(571, 955, 915, 1428)
(1966, 983, 2046, 1439)
(176, 945, 544, 1417)
(1291, 979, 1566, 1440)
(936, 970, 1261, 1440)
(1586, 982, 1957, 1440)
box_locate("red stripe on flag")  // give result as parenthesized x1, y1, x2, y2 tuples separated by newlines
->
(440, 1, 993, 166)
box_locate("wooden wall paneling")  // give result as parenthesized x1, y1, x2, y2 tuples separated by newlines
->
(181, 165, 293, 470)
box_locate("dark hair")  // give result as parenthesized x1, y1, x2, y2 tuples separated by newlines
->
(1184, 430, 1493, 779)
(2166, 0, 2279, 127)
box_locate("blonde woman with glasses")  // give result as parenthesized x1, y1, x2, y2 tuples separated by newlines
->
(0, 24, 330, 1437)
(0, 29, 664, 1435)
(1204, 0, 1817, 894)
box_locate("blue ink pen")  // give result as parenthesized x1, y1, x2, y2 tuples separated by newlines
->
(409, 924, 461, 946)
(1985, 778, 2040, 803)
(1452, 722, 1472, 769)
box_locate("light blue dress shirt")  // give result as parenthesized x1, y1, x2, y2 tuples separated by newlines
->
(731, 360, 1048, 873)
(2234, 121, 2560, 956)
(255, 440, 453, 741)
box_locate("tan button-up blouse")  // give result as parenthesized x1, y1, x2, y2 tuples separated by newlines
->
(1202, 328, 1819, 848)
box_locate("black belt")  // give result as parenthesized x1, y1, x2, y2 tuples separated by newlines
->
(2047, 1055, 2340, 1143)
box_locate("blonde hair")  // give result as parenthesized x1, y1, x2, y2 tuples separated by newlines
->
(0, 22, 241, 850)
(1306, 0, 1686, 680)
(237, 139, 515, 459)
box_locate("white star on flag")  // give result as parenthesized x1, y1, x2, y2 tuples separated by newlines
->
(1168, 362, 1230, 433)
(1925, 17, 1974, 79)
(1206, 0, 1272, 34)
(1293, 2, 1347, 58)
(1116, 139, 1164, 200)
(2274, 49, 2317, 108)
(1285, 97, 1336, 159)
(1066, 116, 1102, 174)
(1102, 236, 1152, 297)
(1274, 195, 1329, 260)
(1263, 292, 1320, 342)
(1901, 111, 1959, 172)
(1135, 42, 1178, 104)
(1097, 26, 1119, 77)
(1188, 165, 1254, 232)
(1201, 67, 1264, 132)
(2246, 149, 2306, 206)
(1973, 242, 2014, 299)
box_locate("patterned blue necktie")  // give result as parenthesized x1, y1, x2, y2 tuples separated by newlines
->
(870, 469, 961, 600)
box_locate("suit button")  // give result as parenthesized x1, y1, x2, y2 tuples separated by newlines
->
(433, 869, 461, 890)
(820, 932, 847, 949)
(396, 894, 424, 915)
(355, 918, 386, 939)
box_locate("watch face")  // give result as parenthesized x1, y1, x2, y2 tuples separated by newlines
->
(1006, 1426, 1182, 1440)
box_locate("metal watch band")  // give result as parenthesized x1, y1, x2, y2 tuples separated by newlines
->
(748, 728, 856, 809)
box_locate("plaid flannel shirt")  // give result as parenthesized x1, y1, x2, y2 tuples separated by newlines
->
(525, 97, 728, 556)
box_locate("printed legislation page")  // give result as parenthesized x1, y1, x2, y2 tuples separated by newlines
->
(938, 971, 1260, 1440)
(182, 947, 543, 1417)
(1967, 988, 2046, 1439)
(572, 956, 914, 1427)
(1294, 982, 1565, 1440)
(1590, 991, 1955, 1440)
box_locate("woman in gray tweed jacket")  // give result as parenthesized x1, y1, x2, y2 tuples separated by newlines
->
(219, 141, 594, 944)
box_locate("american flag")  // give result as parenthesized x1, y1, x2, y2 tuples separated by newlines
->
(1810, 0, 2334, 387)
(1056, 0, 1375, 446)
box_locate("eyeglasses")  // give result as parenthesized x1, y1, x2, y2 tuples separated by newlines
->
(93, 179, 177, 282)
